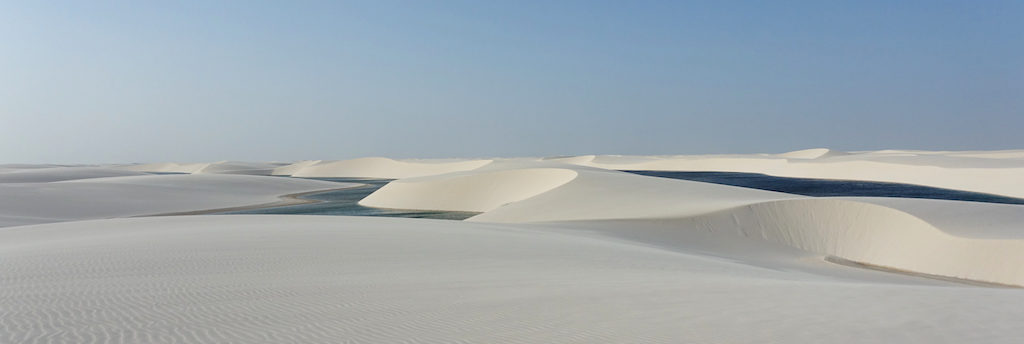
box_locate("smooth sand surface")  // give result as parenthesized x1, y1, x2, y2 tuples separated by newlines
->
(4, 215, 1024, 343)
(279, 157, 493, 179)
(117, 161, 287, 175)
(0, 174, 352, 227)
(0, 166, 148, 183)
(3, 150, 1024, 343)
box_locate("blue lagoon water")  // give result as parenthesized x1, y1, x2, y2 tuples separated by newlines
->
(626, 171, 1024, 205)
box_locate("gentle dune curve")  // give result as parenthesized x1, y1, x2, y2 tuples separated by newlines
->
(360, 168, 579, 212)
(271, 159, 321, 175)
(676, 198, 1024, 286)
(119, 161, 283, 175)
(363, 164, 1024, 285)
(0, 166, 148, 183)
(286, 157, 493, 178)
(118, 162, 211, 174)
(777, 148, 849, 159)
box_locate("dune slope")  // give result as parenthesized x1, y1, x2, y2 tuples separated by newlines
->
(284, 157, 493, 179)
(363, 163, 1024, 286)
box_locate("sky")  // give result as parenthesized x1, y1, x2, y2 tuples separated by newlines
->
(1, 1, 1022, 163)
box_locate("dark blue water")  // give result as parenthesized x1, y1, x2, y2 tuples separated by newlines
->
(626, 171, 1024, 205)
(222, 178, 480, 220)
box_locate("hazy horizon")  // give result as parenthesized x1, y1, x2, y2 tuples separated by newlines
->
(3, 1, 1022, 164)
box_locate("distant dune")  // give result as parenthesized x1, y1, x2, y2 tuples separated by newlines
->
(278, 157, 493, 179)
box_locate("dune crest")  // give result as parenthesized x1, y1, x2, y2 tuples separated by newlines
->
(360, 168, 578, 212)
(777, 148, 849, 159)
(286, 157, 493, 179)
(681, 198, 1024, 286)
(271, 160, 321, 175)
(118, 161, 283, 175)
(362, 162, 1024, 286)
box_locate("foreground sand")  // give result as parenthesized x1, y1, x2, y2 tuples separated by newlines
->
(2, 150, 1024, 343)
(4, 215, 1024, 343)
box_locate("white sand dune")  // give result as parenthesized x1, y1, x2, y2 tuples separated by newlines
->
(0, 174, 349, 227)
(4, 215, 1024, 343)
(776, 147, 850, 159)
(118, 162, 211, 174)
(0, 166, 148, 183)
(0, 164, 66, 173)
(360, 168, 578, 212)
(281, 157, 493, 178)
(118, 161, 286, 175)
(271, 159, 322, 175)
(363, 162, 1024, 286)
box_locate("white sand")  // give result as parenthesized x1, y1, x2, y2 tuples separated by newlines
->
(363, 159, 1024, 286)
(117, 161, 288, 175)
(4, 215, 1024, 343)
(0, 166, 148, 183)
(0, 174, 351, 227)
(279, 157, 493, 179)
(3, 150, 1024, 343)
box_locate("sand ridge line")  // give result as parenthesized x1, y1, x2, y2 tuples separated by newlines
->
(825, 256, 1022, 288)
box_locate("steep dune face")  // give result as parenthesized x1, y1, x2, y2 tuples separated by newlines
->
(286, 157, 493, 178)
(359, 168, 578, 212)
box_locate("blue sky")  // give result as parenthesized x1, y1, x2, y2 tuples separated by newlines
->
(2, 1, 1022, 163)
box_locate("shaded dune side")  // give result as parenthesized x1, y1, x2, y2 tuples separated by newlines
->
(680, 199, 1024, 286)
(359, 168, 578, 212)
(288, 157, 493, 179)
